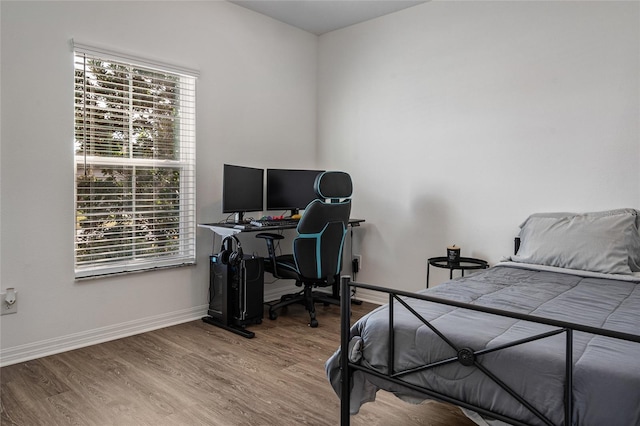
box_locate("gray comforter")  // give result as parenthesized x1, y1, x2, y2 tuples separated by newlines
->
(325, 265, 640, 426)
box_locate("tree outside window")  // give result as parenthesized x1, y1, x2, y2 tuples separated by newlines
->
(74, 50, 196, 278)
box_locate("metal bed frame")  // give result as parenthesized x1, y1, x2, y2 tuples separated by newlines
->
(338, 276, 640, 426)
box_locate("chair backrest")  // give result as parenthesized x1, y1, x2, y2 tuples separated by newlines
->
(292, 171, 352, 283)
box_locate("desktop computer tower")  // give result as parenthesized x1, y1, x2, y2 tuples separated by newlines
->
(208, 254, 264, 327)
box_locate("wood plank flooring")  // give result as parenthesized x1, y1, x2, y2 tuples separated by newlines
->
(1, 301, 475, 426)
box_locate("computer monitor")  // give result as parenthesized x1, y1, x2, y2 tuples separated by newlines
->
(222, 164, 264, 223)
(266, 169, 325, 216)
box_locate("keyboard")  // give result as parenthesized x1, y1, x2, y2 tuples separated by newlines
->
(250, 219, 300, 227)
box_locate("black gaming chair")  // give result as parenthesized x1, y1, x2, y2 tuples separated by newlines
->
(256, 171, 352, 327)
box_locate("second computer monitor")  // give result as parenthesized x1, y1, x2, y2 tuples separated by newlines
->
(266, 169, 325, 216)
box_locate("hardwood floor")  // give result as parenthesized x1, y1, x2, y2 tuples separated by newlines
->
(1, 301, 475, 426)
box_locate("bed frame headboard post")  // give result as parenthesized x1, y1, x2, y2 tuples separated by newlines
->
(340, 275, 352, 425)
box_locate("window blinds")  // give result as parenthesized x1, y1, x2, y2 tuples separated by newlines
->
(73, 42, 197, 278)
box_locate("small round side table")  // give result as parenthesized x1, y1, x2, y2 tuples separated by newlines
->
(426, 256, 489, 288)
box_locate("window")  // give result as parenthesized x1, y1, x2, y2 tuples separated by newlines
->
(73, 42, 197, 278)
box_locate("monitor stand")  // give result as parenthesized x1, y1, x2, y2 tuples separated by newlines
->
(234, 212, 245, 224)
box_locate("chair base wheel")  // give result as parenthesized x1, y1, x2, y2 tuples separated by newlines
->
(269, 311, 278, 320)
(309, 319, 319, 328)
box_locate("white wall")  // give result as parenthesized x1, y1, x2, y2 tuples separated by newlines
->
(2, 0, 639, 365)
(318, 1, 640, 298)
(0, 1, 317, 365)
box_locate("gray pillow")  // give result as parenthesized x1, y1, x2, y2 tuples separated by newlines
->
(513, 209, 640, 274)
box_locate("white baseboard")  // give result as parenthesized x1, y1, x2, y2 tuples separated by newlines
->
(264, 283, 297, 302)
(0, 305, 208, 367)
(1, 283, 307, 367)
(265, 280, 385, 305)
(1, 286, 384, 367)
(351, 288, 387, 305)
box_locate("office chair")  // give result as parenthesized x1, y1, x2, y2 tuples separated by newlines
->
(256, 171, 352, 327)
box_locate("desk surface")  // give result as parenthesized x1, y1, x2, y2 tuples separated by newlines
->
(199, 218, 364, 235)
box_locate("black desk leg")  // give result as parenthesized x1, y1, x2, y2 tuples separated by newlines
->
(202, 316, 255, 339)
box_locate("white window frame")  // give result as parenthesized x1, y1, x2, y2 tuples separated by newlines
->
(73, 41, 198, 279)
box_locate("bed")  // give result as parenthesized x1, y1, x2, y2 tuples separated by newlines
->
(325, 208, 640, 426)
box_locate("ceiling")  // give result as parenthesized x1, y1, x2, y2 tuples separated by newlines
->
(228, 0, 428, 35)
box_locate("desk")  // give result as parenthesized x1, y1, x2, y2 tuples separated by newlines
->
(199, 218, 365, 235)
(199, 218, 365, 272)
(199, 218, 365, 329)
(426, 256, 488, 288)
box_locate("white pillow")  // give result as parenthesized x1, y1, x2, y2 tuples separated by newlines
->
(512, 209, 640, 275)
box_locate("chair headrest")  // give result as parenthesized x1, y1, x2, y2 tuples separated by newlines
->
(315, 171, 352, 199)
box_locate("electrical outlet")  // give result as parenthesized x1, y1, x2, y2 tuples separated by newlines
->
(353, 254, 362, 272)
(1, 291, 18, 315)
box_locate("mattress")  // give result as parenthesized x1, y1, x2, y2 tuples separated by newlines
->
(325, 265, 640, 426)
